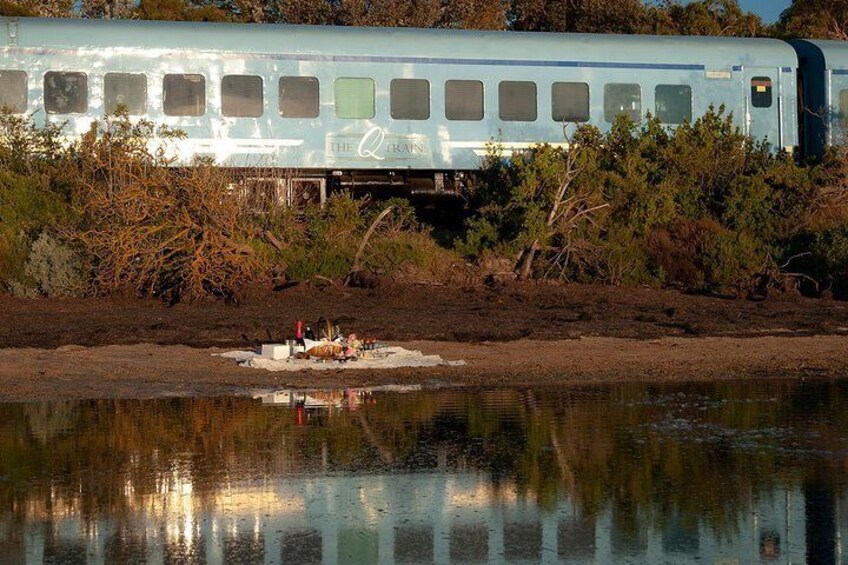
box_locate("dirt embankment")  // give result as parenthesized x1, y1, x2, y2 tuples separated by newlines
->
(2, 283, 848, 349)
(1, 283, 847, 402)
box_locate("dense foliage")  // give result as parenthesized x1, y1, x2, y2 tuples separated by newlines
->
(1, 108, 848, 300)
(0, 0, 843, 41)
(461, 108, 848, 297)
(0, 112, 467, 300)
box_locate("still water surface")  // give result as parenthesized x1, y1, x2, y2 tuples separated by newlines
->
(1, 381, 847, 564)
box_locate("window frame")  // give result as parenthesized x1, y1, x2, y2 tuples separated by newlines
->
(603, 83, 642, 123)
(498, 80, 537, 122)
(445, 79, 484, 121)
(390, 78, 430, 121)
(278, 76, 320, 119)
(334, 77, 375, 120)
(551, 81, 590, 123)
(751, 76, 773, 109)
(654, 84, 692, 125)
(44, 71, 88, 115)
(104, 72, 147, 116)
(839, 89, 848, 130)
(221, 74, 263, 118)
(163, 73, 206, 117)
(0, 70, 27, 114)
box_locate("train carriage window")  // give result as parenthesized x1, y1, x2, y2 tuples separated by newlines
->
(751, 77, 773, 108)
(44, 71, 87, 114)
(840, 90, 848, 130)
(279, 76, 319, 118)
(163, 74, 205, 117)
(0, 70, 27, 113)
(222, 75, 263, 118)
(604, 83, 641, 123)
(104, 73, 147, 115)
(655, 84, 692, 124)
(445, 80, 483, 121)
(552, 82, 589, 122)
(499, 81, 537, 121)
(391, 78, 429, 120)
(334, 77, 374, 119)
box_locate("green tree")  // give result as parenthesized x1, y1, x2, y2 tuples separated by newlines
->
(777, 0, 848, 40)
(339, 0, 440, 27)
(0, 0, 36, 16)
(136, 0, 232, 22)
(276, 0, 340, 24)
(81, 0, 135, 18)
(438, 0, 508, 29)
(649, 0, 765, 37)
(509, 0, 650, 34)
(14, 0, 72, 16)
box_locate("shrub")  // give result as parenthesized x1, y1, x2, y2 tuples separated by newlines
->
(261, 193, 468, 284)
(71, 114, 258, 301)
(462, 107, 830, 294)
(460, 142, 607, 279)
(22, 232, 86, 297)
(645, 218, 765, 294)
(2, 105, 847, 301)
(0, 168, 75, 293)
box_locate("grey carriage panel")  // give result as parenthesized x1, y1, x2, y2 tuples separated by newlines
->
(0, 17, 801, 169)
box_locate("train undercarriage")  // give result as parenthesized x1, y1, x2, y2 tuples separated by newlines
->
(229, 169, 469, 211)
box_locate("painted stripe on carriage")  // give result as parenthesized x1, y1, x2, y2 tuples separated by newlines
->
(172, 139, 305, 151)
(58, 135, 305, 147)
(448, 141, 570, 149)
(57, 134, 305, 154)
(0, 46, 705, 72)
(469, 147, 569, 156)
(313, 56, 704, 71)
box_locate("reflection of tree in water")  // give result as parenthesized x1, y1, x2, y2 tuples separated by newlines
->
(22, 400, 80, 445)
(0, 381, 847, 542)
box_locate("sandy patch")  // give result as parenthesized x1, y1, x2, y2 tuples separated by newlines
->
(0, 335, 846, 401)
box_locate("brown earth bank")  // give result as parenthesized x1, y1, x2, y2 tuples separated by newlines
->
(1, 283, 848, 349)
(2, 284, 848, 401)
(0, 336, 847, 402)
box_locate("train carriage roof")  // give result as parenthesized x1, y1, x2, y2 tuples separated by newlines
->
(791, 39, 848, 71)
(0, 17, 798, 70)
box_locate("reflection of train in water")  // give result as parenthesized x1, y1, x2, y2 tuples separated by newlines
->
(254, 386, 421, 410)
(1, 17, 848, 196)
(9, 473, 846, 563)
(4, 388, 848, 563)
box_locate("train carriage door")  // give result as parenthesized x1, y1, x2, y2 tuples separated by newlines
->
(744, 69, 781, 147)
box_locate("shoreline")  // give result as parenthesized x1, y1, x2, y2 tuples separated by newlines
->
(1, 334, 847, 402)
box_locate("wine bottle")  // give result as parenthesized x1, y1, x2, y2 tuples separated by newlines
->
(295, 321, 305, 347)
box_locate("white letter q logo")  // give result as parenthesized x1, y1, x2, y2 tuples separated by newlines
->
(357, 126, 386, 160)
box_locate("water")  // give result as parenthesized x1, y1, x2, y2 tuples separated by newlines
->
(1, 381, 847, 564)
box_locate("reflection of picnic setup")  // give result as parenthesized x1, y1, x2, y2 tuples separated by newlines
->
(219, 318, 465, 372)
